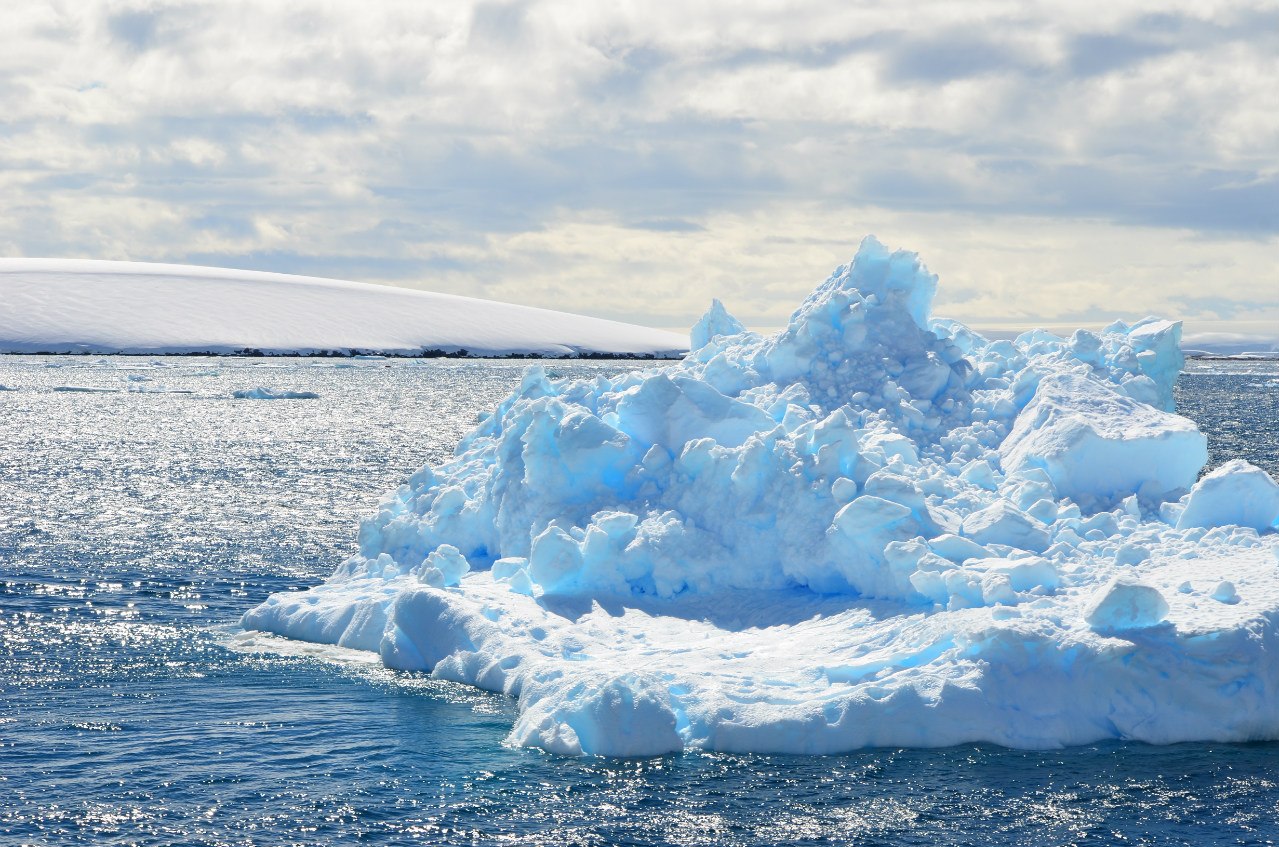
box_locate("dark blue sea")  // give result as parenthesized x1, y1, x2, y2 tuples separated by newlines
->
(2, 356, 1277, 846)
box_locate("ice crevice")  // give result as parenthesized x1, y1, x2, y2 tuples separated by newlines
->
(242, 236, 1279, 757)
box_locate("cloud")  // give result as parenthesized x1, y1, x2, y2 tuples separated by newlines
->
(881, 33, 1042, 84)
(105, 9, 163, 52)
(627, 219, 706, 233)
(0, 0, 1276, 333)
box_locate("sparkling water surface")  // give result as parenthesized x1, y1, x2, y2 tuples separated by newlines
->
(2, 355, 1277, 846)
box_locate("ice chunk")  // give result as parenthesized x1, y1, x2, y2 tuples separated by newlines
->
(819, 235, 938, 330)
(984, 557, 1059, 593)
(962, 501, 1050, 553)
(491, 557, 529, 581)
(690, 299, 747, 350)
(528, 526, 584, 594)
(418, 544, 470, 587)
(1085, 579, 1170, 632)
(509, 672, 682, 757)
(1124, 318, 1184, 411)
(928, 533, 990, 564)
(613, 374, 775, 450)
(1000, 373, 1206, 506)
(828, 495, 930, 598)
(1114, 543, 1151, 566)
(959, 459, 998, 490)
(1211, 580, 1240, 604)
(1177, 460, 1279, 531)
(506, 568, 534, 595)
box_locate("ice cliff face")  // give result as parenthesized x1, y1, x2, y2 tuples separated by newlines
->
(243, 236, 1279, 757)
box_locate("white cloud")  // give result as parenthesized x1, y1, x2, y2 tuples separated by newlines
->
(0, 0, 1276, 331)
(439, 204, 1279, 337)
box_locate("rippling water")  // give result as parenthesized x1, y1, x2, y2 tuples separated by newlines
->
(2, 356, 1277, 846)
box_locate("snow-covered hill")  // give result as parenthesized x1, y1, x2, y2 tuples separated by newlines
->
(0, 259, 688, 358)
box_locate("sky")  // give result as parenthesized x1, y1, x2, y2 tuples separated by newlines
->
(2, 0, 1278, 338)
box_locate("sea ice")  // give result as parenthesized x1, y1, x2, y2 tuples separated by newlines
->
(53, 385, 119, 394)
(243, 236, 1279, 757)
(232, 388, 321, 400)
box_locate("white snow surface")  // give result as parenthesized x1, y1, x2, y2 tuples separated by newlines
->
(243, 236, 1279, 757)
(0, 259, 687, 358)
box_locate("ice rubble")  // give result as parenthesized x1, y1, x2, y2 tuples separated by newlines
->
(243, 236, 1279, 757)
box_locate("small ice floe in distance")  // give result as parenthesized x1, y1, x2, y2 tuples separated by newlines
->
(232, 387, 321, 400)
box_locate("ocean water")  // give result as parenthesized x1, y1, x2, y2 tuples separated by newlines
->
(1, 355, 1277, 847)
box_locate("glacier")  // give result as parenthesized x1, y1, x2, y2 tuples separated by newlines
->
(0, 259, 687, 358)
(242, 236, 1279, 757)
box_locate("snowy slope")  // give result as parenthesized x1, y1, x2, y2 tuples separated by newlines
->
(0, 259, 688, 357)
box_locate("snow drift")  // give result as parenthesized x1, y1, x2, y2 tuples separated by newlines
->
(242, 237, 1279, 757)
(0, 259, 687, 358)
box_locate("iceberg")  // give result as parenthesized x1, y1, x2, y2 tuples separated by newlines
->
(242, 236, 1279, 757)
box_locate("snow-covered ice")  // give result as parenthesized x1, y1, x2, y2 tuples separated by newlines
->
(0, 259, 687, 358)
(689, 298, 746, 350)
(53, 385, 119, 394)
(242, 237, 1279, 757)
(233, 387, 321, 400)
(1176, 460, 1279, 532)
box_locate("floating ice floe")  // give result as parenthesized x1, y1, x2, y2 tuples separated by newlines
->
(126, 385, 194, 395)
(232, 388, 320, 400)
(243, 236, 1279, 757)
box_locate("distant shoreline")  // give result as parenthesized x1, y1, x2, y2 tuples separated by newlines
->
(8, 350, 1278, 362)
(0, 259, 690, 362)
(0, 348, 684, 360)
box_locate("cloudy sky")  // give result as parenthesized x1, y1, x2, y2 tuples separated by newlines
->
(3, 0, 1277, 337)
